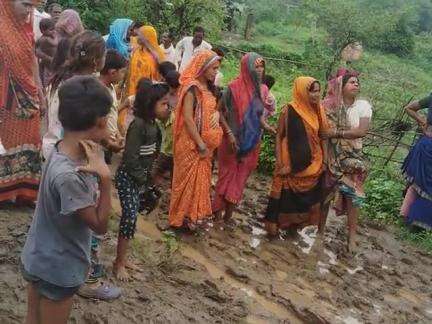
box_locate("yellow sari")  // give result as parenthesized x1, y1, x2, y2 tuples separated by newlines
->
(126, 26, 164, 96)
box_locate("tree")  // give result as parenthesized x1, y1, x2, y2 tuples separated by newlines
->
(53, 0, 225, 39)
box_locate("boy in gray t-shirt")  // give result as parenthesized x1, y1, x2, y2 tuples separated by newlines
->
(21, 76, 113, 323)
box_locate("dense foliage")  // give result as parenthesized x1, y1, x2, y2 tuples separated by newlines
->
(51, 0, 224, 38)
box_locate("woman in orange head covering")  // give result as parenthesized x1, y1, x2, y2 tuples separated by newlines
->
(264, 76, 328, 236)
(169, 50, 223, 230)
(118, 26, 165, 134)
(126, 25, 165, 96)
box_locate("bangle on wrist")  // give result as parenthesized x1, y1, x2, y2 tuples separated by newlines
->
(198, 144, 207, 152)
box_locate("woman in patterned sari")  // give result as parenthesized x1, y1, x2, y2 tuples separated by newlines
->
(169, 50, 223, 230)
(321, 69, 372, 252)
(0, 0, 43, 203)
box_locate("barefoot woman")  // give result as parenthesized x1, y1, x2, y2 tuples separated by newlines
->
(169, 50, 223, 230)
(321, 69, 372, 252)
(264, 77, 328, 237)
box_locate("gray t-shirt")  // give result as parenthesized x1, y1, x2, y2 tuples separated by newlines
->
(21, 146, 99, 287)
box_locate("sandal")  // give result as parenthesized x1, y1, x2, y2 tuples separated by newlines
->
(78, 282, 122, 301)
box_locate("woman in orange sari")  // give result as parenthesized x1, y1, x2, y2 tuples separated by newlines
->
(264, 77, 328, 237)
(118, 26, 165, 134)
(0, 0, 42, 203)
(169, 50, 223, 230)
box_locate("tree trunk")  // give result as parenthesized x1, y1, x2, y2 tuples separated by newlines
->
(244, 13, 254, 40)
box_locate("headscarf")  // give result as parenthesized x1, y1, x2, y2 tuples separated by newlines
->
(225, 52, 266, 157)
(106, 18, 133, 59)
(178, 50, 220, 91)
(175, 50, 220, 137)
(55, 9, 83, 39)
(138, 26, 164, 61)
(290, 77, 325, 131)
(323, 68, 360, 113)
(127, 26, 165, 95)
(0, 1, 39, 106)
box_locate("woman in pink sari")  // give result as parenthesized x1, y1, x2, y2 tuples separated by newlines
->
(213, 52, 275, 224)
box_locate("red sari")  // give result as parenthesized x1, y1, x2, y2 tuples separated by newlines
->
(213, 53, 270, 210)
(0, 3, 41, 202)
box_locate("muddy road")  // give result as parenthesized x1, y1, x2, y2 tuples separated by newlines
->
(1, 173, 432, 323)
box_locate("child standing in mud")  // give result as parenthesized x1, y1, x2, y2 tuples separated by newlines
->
(113, 79, 170, 281)
(152, 70, 180, 185)
(20, 76, 113, 324)
(35, 18, 57, 89)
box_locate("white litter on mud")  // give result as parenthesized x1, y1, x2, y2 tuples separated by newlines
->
(249, 237, 261, 249)
(294, 226, 317, 254)
(381, 265, 389, 270)
(251, 226, 267, 236)
(346, 266, 364, 275)
(342, 315, 362, 324)
(324, 249, 338, 265)
(317, 261, 330, 275)
(240, 287, 253, 297)
(373, 304, 382, 315)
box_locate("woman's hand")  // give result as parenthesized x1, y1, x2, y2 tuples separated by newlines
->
(421, 123, 432, 137)
(266, 126, 277, 136)
(319, 128, 336, 139)
(228, 133, 238, 153)
(77, 140, 111, 180)
(210, 111, 220, 129)
(278, 166, 290, 176)
(198, 143, 210, 159)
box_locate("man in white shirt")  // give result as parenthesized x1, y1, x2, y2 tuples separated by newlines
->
(33, 0, 50, 41)
(175, 26, 212, 72)
(160, 32, 177, 66)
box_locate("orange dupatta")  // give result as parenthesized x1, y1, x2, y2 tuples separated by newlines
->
(126, 26, 165, 96)
(276, 76, 328, 194)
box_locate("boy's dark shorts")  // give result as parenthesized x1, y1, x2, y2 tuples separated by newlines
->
(21, 263, 81, 301)
(152, 153, 173, 177)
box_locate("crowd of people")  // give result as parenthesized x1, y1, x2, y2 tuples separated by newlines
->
(1, 1, 431, 324)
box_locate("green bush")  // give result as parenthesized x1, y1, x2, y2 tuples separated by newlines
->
(363, 167, 405, 223)
(366, 17, 415, 57)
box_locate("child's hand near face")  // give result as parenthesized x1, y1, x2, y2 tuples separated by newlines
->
(77, 140, 111, 179)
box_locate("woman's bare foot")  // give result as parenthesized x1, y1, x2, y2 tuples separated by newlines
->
(265, 222, 279, 239)
(125, 260, 142, 272)
(213, 210, 224, 223)
(347, 235, 357, 254)
(113, 262, 130, 281)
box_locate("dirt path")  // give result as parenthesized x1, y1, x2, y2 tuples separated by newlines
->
(1, 173, 432, 323)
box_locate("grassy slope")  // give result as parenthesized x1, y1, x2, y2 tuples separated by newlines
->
(219, 22, 432, 251)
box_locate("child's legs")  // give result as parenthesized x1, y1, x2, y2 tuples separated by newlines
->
(115, 170, 140, 265)
(39, 295, 74, 324)
(25, 283, 40, 324)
